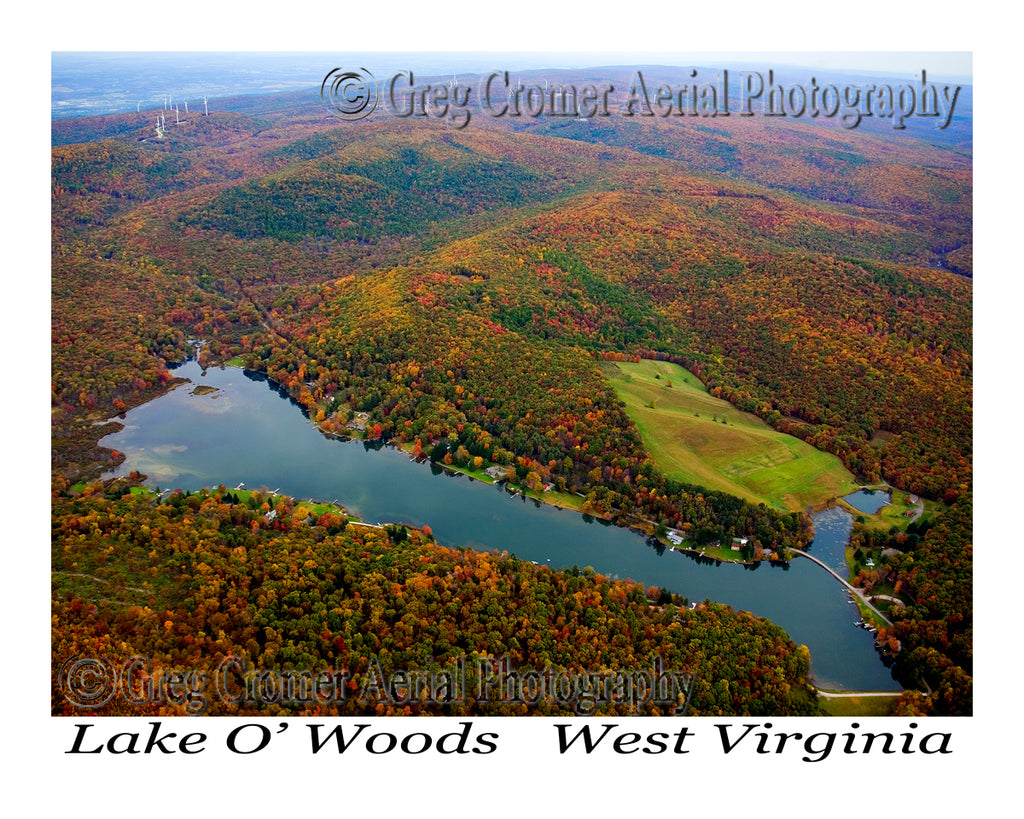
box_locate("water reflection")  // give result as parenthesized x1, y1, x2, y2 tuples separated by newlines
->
(101, 360, 899, 691)
(843, 489, 892, 515)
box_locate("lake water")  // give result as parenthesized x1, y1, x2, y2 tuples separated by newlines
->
(101, 360, 900, 692)
(843, 489, 892, 515)
(807, 506, 855, 576)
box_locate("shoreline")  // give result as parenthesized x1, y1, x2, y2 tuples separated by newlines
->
(183, 357, 833, 567)
(88, 355, 906, 701)
(100, 356, 908, 582)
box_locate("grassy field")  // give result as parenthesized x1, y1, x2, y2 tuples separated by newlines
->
(840, 491, 941, 534)
(818, 694, 901, 716)
(604, 360, 857, 512)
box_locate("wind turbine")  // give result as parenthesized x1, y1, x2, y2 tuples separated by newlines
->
(203, 94, 208, 116)
(184, 101, 189, 114)
(175, 105, 180, 125)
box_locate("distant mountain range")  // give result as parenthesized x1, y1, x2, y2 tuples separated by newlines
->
(52, 52, 972, 148)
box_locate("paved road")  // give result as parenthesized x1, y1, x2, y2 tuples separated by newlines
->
(871, 593, 907, 609)
(789, 548, 893, 626)
(906, 494, 924, 522)
(813, 688, 902, 698)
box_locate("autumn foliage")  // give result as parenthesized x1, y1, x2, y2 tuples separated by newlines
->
(53, 490, 819, 716)
(52, 89, 971, 714)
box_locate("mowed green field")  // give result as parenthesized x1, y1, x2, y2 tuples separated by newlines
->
(604, 360, 857, 512)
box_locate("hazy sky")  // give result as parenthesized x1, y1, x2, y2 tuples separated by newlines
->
(679, 52, 971, 80)
(450, 52, 972, 80)
(353, 52, 973, 81)
(52, 51, 974, 84)
(45, 1, 977, 84)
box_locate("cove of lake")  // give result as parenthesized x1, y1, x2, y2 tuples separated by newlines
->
(101, 360, 900, 692)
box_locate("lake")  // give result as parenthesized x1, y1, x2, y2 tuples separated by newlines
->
(101, 359, 900, 692)
(806, 506, 856, 576)
(843, 489, 892, 515)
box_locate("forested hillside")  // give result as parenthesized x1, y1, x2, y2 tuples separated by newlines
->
(52, 76, 972, 715)
(52, 488, 819, 716)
